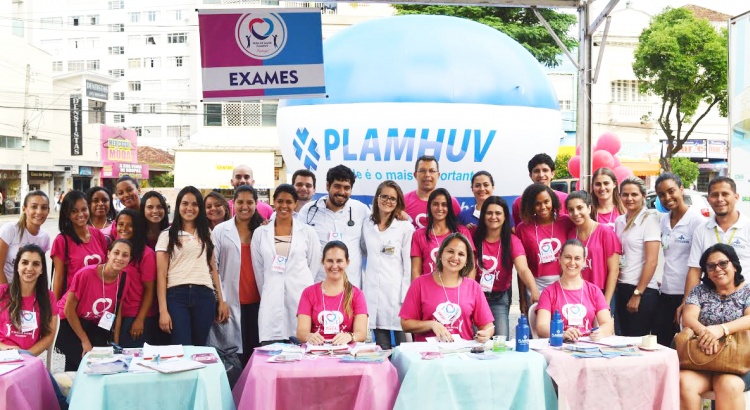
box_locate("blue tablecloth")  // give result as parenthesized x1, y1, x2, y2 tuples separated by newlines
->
(392, 347, 558, 410)
(68, 346, 235, 410)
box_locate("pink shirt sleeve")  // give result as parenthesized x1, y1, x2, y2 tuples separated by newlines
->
(411, 229, 427, 258)
(510, 234, 525, 259)
(256, 201, 274, 220)
(601, 226, 623, 257)
(589, 282, 610, 313)
(536, 283, 556, 312)
(351, 287, 368, 316)
(511, 196, 522, 227)
(48, 290, 59, 316)
(50, 234, 65, 260)
(296, 285, 315, 317)
(399, 278, 423, 321)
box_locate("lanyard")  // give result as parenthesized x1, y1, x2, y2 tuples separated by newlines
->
(560, 284, 584, 307)
(430, 228, 443, 251)
(714, 226, 738, 245)
(482, 239, 503, 279)
(100, 265, 121, 315)
(575, 223, 596, 264)
(534, 221, 555, 247)
(438, 272, 461, 307)
(321, 283, 344, 313)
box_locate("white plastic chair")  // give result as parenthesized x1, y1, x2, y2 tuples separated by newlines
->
(45, 315, 60, 372)
(527, 302, 539, 338)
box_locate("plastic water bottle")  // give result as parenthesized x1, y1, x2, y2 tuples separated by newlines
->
(516, 315, 530, 352)
(550, 310, 564, 347)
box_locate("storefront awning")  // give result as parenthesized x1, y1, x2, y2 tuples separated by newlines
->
(621, 160, 661, 176)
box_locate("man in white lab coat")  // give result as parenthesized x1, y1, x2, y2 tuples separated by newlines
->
(299, 165, 369, 288)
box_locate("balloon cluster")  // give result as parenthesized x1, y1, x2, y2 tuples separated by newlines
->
(567, 132, 634, 186)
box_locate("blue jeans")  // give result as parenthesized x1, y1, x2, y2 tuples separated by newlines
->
(118, 317, 155, 348)
(486, 290, 511, 337)
(166, 285, 217, 346)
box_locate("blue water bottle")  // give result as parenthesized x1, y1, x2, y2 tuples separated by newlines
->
(550, 310, 564, 347)
(516, 315, 530, 352)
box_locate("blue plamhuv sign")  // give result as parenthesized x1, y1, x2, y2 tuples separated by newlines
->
(197, 8, 325, 101)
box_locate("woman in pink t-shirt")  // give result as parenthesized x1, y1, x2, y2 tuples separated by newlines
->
(87, 186, 116, 245)
(297, 241, 368, 345)
(51, 190, 108, 301)
(140, 191, 170, 250)
(590, 168, 624, 229)
(115, 175, 141, 212)
(58, 239, 131, 371)
(401, 233, 494, 342)
(535, 239, 614, 342)
(411, 188, 473, 280)
(473, 196, 539, 337)
(515, 184, 574, 314)
(111, 209, 156, 347)
(566, 191, 622, 303)
(0, 244, 58, 355)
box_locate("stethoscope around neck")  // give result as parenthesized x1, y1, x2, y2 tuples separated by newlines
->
(306, 197, 355, 227)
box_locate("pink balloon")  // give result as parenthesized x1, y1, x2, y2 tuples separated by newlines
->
(592, 150, 615, 171)
(612, 156, 621, 168)
(567, 155, 581, 178)
(612, 166, 634, 184)
(596, 132, 622, 155)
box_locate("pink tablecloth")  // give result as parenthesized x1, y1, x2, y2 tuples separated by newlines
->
(233, 354, 399, 410)
(0, 354, 59, 410)
(539, 347, 680, 410)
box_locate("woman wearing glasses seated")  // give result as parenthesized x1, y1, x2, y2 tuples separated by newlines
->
(680, 244, 750, 409)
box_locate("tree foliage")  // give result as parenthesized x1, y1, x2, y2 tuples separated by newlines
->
(554, 152, 572, 179)
(149, 172, 174, 188)
(669, 157, 699, 188)
(632, 7, 728, 172)
(392, 5, 577, 68)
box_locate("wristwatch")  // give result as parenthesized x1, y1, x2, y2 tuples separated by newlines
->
(721, 324, 730, 337)
(633, 289, 642, 297)
(348, 332, 356, 342)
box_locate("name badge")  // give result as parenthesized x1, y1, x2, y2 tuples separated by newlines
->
(472, 208, 481, 219)
(328, 232, 344, 242)
(320, 310, 343, 335)
(619, 255, 627, 269)
(98, 311, 115, 331)
(20, 310, 37, 332)
(381, 245, 395, 255)
(271, 255, 288, 273)
(433, 302, 461, 325)
(538, 242, 556, 264)
(479, 271, 495, 292)
(562, 303, 587, 327)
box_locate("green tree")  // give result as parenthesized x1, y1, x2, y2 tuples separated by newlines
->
(633, 7, 728, 172)
(392, 5, 577, 67)
(554, 152, 572, 179)
(149, 172, 174, 188)
(668, 157, 699, 188)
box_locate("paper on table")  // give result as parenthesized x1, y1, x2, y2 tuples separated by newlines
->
(396, 343, 439, 353)
(529, 338, 552, 350)
(142, 343, 185, 359)
(0, 350, 23, 363)
(0, 364, 23, 376)
(576, 336, 641, 347)
(128, 358, 158, 373)
(425, 336, 481, 348)
(137, 359, 206, 374)
(305, 343, 350, 353)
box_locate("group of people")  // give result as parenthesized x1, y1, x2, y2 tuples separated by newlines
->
(1, 154, 750, 409)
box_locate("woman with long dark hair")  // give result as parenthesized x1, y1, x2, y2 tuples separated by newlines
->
(297, 241, 368, 345)
(515, 184, 574, 314)
(209, 185, 264, 361)
(156, 186, 228, 346)
(0, 244, 57, 355)
(115, 176, 140, 212)
(473, 196, 538, 336)
(205, 192, 231, 230)
(411, 188, 473, 280)
(362, 180, 414, 349)
(140, 191, 169, 250)
(51, 190, 108, 300)
(0, 191, 51, 285)
(112, 209, 156, 347)
(252, 184, 320, 344)
(458, 171, 494, 228)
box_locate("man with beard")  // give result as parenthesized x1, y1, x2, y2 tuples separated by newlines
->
(679, 177, 750, 320)
(292, 169, 316, 214)
(228, 164, 274, 219)
(299, 165, 369, 288)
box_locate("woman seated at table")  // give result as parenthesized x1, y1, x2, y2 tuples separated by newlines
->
(400, 232, 494, 342)
(59, 239, 131, 370)
(0, 244, 57, 355)
(680, 244, 750, 409)
(535, 239, 614, 342)
(296, 241, 368, 345)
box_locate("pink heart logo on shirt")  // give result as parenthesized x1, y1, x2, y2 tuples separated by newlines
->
(83, 254, 102, 266)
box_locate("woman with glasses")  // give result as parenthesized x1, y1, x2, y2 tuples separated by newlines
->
(680, 244, 750, 409)
(362, 181, 414, 349)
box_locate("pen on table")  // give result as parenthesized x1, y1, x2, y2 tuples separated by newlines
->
(581, 326, 600, 337)
(154, 354, 160, 365)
